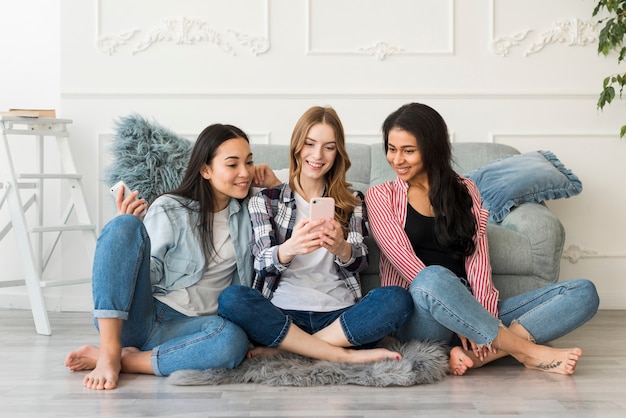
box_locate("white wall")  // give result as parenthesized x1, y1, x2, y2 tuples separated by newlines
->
(1, 0, 624, 314)
(0, 0, 64, 310)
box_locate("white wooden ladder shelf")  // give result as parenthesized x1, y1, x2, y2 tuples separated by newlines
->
(0, 116, 96, 335)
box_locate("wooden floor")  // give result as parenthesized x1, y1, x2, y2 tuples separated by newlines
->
(0, 309, 624, 418)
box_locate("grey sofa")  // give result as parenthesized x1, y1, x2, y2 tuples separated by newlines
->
(106, 115, 564, 300)
(251, 142, 565, 300)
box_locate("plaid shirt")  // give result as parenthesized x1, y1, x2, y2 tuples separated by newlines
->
(248, 183, 368, 301)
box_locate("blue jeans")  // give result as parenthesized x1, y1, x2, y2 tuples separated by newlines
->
(91, 215, 249, 376)
(395, 265, 599, 346)
(218, 285, 413, 348)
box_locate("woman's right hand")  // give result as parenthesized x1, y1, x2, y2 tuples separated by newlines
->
(115, 187, 147, 218)
(277, 218, 325, 264)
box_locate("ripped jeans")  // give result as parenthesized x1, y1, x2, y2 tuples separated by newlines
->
(394, 265, 599, 347)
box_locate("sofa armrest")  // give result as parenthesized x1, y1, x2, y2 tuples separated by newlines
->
(488, 202, 565, 297)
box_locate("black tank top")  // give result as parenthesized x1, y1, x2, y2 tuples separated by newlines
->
(404, 203, 470, 290)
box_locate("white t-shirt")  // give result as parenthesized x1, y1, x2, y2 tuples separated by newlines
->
(270, 193, 354, 312)
(155, 207, 235, 316)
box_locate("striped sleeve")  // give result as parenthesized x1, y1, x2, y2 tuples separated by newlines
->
(365, 180, 426, 288)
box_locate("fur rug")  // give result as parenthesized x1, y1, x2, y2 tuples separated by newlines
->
(105, 114, 192, 204)
(168, 339, 448, 387)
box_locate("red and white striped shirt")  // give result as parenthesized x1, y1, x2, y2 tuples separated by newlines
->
(365, 177, 500, 317)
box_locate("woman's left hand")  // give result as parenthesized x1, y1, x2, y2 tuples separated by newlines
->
(253, 164, 281, 188)
(317, 219, 351, 263)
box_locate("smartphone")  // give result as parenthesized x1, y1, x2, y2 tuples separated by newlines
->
(110, 180, 133, 200)
(309, 197, 335, 233)
(110, 181, 147, 216)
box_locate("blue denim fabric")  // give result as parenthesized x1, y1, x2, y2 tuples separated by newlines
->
(497, 278, 599, 344)
(91, 215, 249, 376)
(218, 285, 413, 347)
(464, 151, 583, 223)
(395, 265, 599, 346)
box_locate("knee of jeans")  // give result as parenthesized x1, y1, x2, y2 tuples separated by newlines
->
(217, 285, 248, 318)
(110, 214, 142, 230)
(390, 287, 414, 316)
(410, 265, 455, 297)
(105, 214, 145, 241)
(574, 279, 600, 318)
(368, 286, 414, 321)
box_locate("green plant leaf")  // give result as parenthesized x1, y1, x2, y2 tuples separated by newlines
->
(595, 1, 626, 137)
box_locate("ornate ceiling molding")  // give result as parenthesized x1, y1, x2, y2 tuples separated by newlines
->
(96, 0, 270, 56)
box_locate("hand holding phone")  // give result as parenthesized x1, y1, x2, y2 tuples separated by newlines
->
(110, 180, 133, 200)
(309, 197, 335, 234)
(110, 181, 147, 217)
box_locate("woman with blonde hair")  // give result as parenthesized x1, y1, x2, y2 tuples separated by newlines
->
(219, 106, 413, 363)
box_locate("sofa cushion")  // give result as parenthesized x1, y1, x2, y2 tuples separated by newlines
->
(464, 150, 583, 223)
(105, 114, 193, 204)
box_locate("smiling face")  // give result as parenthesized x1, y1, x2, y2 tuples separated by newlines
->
(297, 123, 337, 182)
(201, 137, 254, 210)
(386, 128, 425, 184)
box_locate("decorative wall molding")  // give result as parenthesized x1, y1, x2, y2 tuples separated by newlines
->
(524, 18, 599, 57)
(305, 0, 454, 60)
(491, 29, 531, 58)
(562, 244, 626, 263)
(489, 1, 599, 57)
(96, 0, 270, 56)
(358, 42, 406, 61)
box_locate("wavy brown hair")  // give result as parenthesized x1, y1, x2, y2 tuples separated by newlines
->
(289, 106, 358, 237)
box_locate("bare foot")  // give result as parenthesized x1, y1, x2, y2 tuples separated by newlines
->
(449, 346, 474, 376)
(522, 347, 583, 375)
(342, 347, 402, 363)
(247, 346, 287, 359)
(82, 350, 122, 390)
(65, 345, 99, 371)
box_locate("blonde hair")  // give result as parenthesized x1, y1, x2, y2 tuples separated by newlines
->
(289, 106, 358, 237)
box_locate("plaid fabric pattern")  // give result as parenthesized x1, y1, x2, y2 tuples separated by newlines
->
(248, 183, 368, 301)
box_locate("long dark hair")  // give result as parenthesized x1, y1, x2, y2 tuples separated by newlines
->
(289, 106, 357, 237)
(382, 103, 476, 258)
(169, 123, 250, 263)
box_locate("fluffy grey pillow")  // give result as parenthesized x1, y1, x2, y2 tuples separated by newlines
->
(104, 114, 193, 204)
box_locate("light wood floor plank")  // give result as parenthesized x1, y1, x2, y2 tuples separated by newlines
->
(0, 309, 624, 417)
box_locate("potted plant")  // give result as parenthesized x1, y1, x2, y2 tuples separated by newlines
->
(594, 0, 626, 137)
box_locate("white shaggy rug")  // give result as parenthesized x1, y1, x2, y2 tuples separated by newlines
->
(168, 339, 448, 387)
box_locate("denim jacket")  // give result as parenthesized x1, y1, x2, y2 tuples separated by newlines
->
(144, 194, 253, 295)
